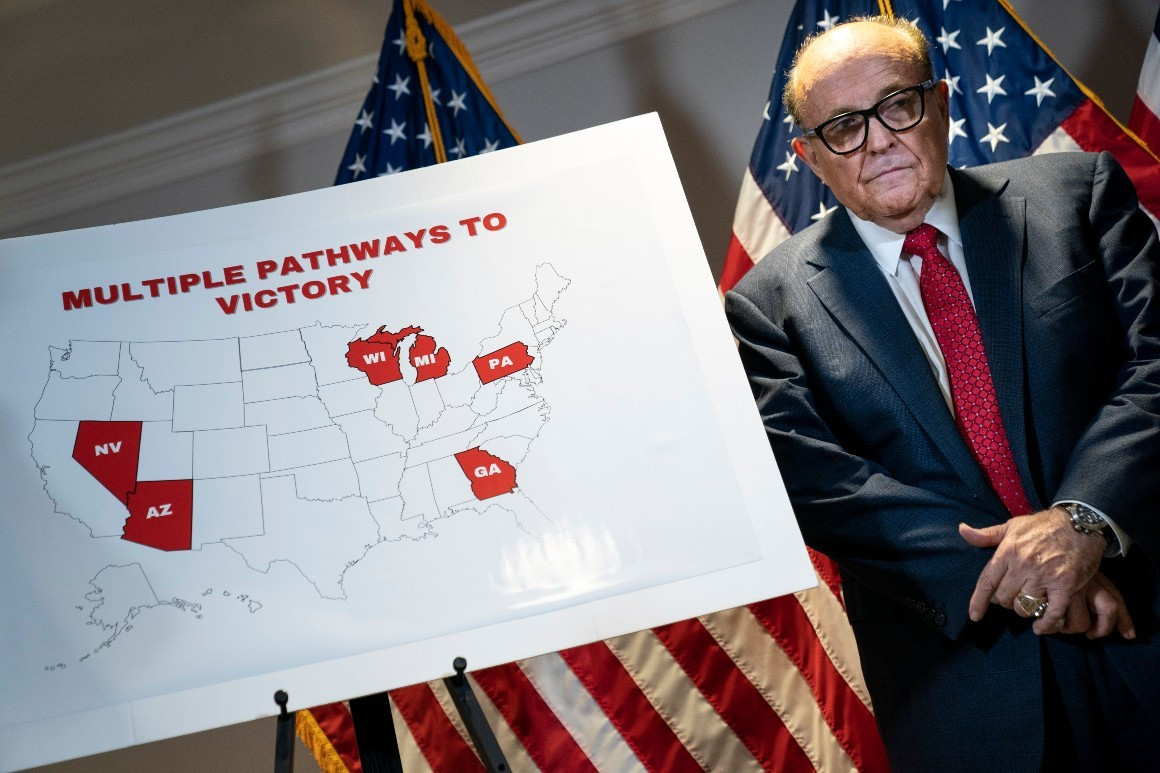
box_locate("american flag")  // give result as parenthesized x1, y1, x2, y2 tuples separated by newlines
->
(332, 0, 519, 184)
(300, 0, 890, 770)
(722, 0, 1160, 294)
(1130, 7, 1160, 154)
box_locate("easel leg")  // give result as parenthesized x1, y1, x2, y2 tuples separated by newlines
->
(443, 657, 510, 773)
(349, 691, 405, 773)
(273, 690, 295, 773)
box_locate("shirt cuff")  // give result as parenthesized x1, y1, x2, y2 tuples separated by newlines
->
(1053, 500, 1131, 557)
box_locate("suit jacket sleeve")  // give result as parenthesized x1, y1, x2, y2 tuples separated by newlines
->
(725, 286, 992, 639)
(1048, 151, 1160, 559)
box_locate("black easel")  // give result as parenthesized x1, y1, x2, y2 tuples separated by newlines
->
(273, 690, 295, 773)
(273, 657, 510, 772)
(443, 657, 510, 773)
(349, 690, 405, 773)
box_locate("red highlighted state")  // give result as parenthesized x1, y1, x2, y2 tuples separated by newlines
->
(454, 448, 517, 500)
(473, 342, 535, 384)
(123, 480, 193, 551)
(408, 333, 451, 382)
(72, 421, 142, 505)
(346, 325, 422, 385)
(347, 325, 452, 385)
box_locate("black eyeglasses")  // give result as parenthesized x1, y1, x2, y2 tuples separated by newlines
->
(802, 80, 935, 155)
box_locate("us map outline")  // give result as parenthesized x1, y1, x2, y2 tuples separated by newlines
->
(28, 263, 570, 667)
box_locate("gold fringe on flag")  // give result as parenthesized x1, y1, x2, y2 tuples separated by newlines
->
(403, 0, 448, 163)
(402, 0, 524, 164)
(295, 709, 353, 773)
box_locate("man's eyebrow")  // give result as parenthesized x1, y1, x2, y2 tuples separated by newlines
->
(822, 81, 912, 120)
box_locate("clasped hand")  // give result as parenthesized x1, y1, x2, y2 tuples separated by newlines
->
(958, 508, 1135, 639)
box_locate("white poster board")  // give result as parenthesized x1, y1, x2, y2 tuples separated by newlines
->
(0, 114, 813, 771)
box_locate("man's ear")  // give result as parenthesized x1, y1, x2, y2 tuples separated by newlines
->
(791, 136, 824, 185)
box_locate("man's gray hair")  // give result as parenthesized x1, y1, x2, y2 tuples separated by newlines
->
(783, 15, 934, 128)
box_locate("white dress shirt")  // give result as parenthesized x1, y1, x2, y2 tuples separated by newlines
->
(843, 171, 1128, 555)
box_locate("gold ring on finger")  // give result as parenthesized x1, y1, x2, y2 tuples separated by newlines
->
(1015, 591, 1045, 618)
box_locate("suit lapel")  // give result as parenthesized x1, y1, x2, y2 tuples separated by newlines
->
(805, 210, 999, 507)
(953, 170, 1041, 510)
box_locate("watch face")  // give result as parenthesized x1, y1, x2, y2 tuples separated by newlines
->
(1071, 505, 1105, 530)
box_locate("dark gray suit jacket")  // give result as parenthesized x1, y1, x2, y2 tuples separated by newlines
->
(725, 152, 1160, 771)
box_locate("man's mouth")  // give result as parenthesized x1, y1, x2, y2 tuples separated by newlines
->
(865, 166, 910, 184)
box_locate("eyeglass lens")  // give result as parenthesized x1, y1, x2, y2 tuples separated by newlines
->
(820, 86, 926, 154)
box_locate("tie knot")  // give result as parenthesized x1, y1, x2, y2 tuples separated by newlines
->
(903, 223, 940, 259)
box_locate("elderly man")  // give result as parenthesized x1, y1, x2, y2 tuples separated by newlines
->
(725, 16, 1160, 772)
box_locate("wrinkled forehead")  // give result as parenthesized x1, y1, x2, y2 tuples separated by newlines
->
(795, 24, 922, 115)
(799, 21, 915, 70)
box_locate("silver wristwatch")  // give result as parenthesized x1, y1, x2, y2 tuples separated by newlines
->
(1063, 502, 1117, 550)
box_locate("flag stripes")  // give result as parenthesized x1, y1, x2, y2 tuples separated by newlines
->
(653, 617, 814, 771)
(301, 565, 879, 770)
(752, 597, 887, 772)
(605, 629, 766, 771)
(388, 695, 435, 773)
(793, 588, 871, 711)
(518, 652, 645, 770)
(559, 642, 704, 772)
(1131, 9, 1160, 153)
(702, 604, 861, 772)
(390, 683, 484, 771)
(472, 663, 598, 772)
(463, 675, 543, 772)
(1058, 102, 1160, 216)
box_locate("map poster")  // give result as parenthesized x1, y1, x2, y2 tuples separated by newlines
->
(0, 114, 813, 771)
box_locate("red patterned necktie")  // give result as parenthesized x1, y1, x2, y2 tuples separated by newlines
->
(903, 223, 1033, 516)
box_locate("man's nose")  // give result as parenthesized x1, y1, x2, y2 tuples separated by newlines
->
(864, 116, 895, 152)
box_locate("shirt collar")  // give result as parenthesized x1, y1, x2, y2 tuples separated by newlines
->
(846, 169, 961, 276)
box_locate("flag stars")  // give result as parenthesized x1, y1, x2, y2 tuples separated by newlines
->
(782, 112, 796, 129)
(430, 88, 441, 105)
(776, 151, 799, 180)
(1024, 76, 1056, 106)
(948, 116, 968, 144)
(944, 70, 961, 97)
(979, 122, 1010, 152)
(354, 109, 374, 134)
(417, 123, 433, 149)
(817, 9, 839, 31)
(976, 26, 1007, 56)
(936, 27, 961, 53)
(383, 118, 407, 144)
(943, 0, 961, 8)
(976, 73, 1007, 104)
(346, 153, 367, 178)
(480, 138, 501, 153)
(387, 74, 411, 99)
(811, 201, 838, 221)
(379, 162, 403, 176)
(393, 31, 406, 55)
(451, 137, 467, 158)
(762, 101, 771, 122)
(448, 90, 467, 116)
